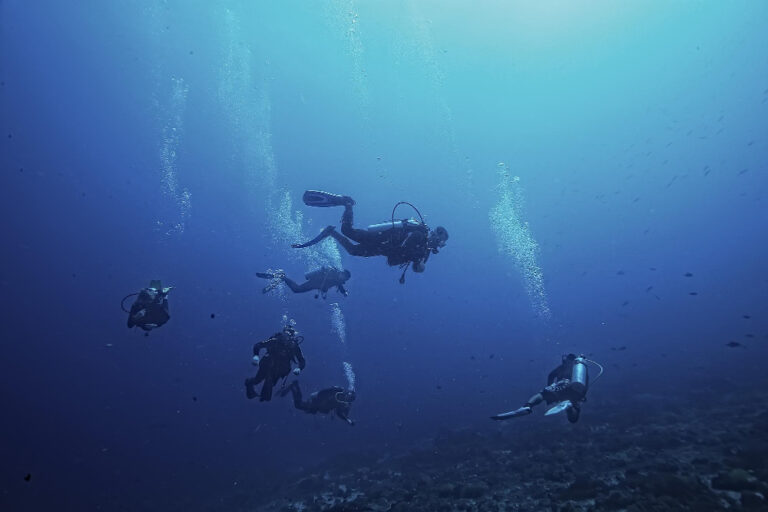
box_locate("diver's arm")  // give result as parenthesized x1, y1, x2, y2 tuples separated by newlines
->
(295, 345, 307, 370)
(409, 232, 431, 272)
(252, 339, 270, 356)
(336, 408, 354, 425)
(547, 366, 561, 385)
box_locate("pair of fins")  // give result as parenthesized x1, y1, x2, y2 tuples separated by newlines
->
(491, 401, 572, 420)
(289, 191, 353, 249)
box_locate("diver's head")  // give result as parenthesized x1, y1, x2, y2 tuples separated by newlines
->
(342, 269, 352, 282)
(429, 226, 449, 250)
(283, 326, 298, 338)
(563, 353, 576, 363)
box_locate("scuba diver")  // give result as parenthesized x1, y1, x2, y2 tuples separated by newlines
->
(256, 266, 351, 299)
(291, 190, 449, 283)
(491, 354, 603, 424)
(280, 381, 355, 426)
(244, 326, 306, 402)
(122, 280, 172, 332)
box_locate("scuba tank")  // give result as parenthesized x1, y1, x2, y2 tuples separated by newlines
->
(366, 219, 422, 233)
(570, 356, 589, 396)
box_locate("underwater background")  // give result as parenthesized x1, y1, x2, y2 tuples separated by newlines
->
(1, 1, 767, 510)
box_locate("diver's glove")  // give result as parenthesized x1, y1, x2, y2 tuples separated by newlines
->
(293, 368, 301, 376)
(252, 356, 260, 366)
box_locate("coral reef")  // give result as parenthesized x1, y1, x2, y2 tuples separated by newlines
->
(251, 390, 768, 511)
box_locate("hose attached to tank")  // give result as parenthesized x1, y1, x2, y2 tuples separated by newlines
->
(584, 358, 605, 385)
(120, 293, 138, 313)
(391, 201, 425, 226)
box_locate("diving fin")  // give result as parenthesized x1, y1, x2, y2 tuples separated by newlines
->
(302, 190, 355, 208)
(292, 226, 336, 249)
(545, 400, 573, 416)
(255, 272, 275, 279)
(490, 406, 532, 420)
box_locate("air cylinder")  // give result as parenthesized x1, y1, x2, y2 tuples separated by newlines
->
(570, 357, 589, 396)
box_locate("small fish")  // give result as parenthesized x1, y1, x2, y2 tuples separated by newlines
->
(192, 396, 198, 402)
(743, 315, 751, 319)
(653, 295, 662, 301)
(649, 267, 657, 271)
(436, 385, 442, 390)
(739, 169, 749, 175)
(210, 313, 216, 319)
(725, 341, 743, 348)
(632, 197, 640, 203)
(622, 300, 629, 307)
(645, 286, 654, 292)
(611, 346, 627, 351)
(617, 270, 625, 276)
(745, 334, 755, 338)
(489, 354, 494, 359)
(684, 272, 693, 277)
(689, 292, 698, 296)
(470, 355, 476, 360)
(105, 343, 113, 348)
(24, 474, 31, 482)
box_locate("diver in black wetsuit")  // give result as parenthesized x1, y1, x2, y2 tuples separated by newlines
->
(292, 191, 448, 283)
(124, 281, 172, 332)
(245, 327, 306, 402)
(280, 381, 355, 426)
(256, 266, 351, 299)
(491, 354, 602, 424)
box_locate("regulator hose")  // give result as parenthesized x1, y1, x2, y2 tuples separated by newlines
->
(120, 293, 138, 313)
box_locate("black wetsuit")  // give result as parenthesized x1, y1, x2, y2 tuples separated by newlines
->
(534, 358, 589, 423)
(245, 333, 306, 402)
(287, 382, 354, 425)
(330, 205, 432, 269)
(259, 267, 348, 298)
(127, 288, 170, 331)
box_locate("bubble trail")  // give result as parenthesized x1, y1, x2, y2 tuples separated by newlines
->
(343, 361, 356, 391)
(489, 162, 551, 319)
(330, 302, 347, 345)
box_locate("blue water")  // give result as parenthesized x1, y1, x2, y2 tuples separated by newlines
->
(1, 1, 767, 510)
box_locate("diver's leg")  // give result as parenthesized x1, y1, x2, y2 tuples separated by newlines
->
(292, 226, 336, 249)
(289, 382, 310, 411)
(260, 374, 275, 402)
(491, 392, 542, 421)
(526, 393, 544, 408)
(327, 229, 371, 257)
(567, 403, 581, 424)
(245, 368, 266, 399)
(340, 205, 377, 244)
(282, 277, 315, 294)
